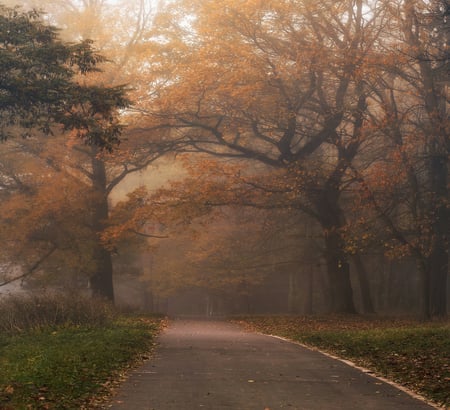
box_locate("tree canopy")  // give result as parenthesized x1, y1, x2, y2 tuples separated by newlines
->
(0, 0, 448, 318)
(129, 0, 449, 317)
(0, 5, 129, 150)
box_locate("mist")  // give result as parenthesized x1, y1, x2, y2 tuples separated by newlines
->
(0, 0, 449, 321)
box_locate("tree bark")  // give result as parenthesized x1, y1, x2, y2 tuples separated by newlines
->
(90, 240, 114, 302)
(89, 149, 115, 302)
(314, 186, 357, 314)
(429, 152, 448, 317)
(323, 230, 356, 313)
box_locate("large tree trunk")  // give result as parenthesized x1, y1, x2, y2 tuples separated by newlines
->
(89, 149, 115, 302)
(323, 230, 357, 313)
(429, 153, 448, 317)
(90, 240, 114, 301)
(315, 187, 357, 314)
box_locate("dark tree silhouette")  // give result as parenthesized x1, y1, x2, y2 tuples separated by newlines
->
(0, 5, 129, 150)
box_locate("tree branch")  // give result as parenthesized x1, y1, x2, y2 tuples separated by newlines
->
(0, 245, 57, 287)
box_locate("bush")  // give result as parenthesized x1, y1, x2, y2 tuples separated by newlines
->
(0, 292, 116, 334)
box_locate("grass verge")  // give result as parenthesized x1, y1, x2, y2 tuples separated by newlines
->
(235, 315, 449, 408)
(0, 316, 163, 409)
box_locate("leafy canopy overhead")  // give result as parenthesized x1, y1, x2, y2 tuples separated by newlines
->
(0, 5, 129, 150)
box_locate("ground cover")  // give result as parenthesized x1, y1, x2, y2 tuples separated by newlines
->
(0, 294, 163, 409)
(235, 315, 449, 408)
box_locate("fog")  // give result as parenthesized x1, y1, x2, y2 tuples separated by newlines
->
(0, 0, 449, 320)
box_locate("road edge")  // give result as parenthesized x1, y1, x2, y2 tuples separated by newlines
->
(262, 333, 445, 410)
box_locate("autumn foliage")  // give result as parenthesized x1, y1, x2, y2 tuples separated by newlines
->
(0, 0, 448, 317)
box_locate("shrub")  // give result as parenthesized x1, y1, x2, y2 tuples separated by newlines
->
(0, 292, 116, 334)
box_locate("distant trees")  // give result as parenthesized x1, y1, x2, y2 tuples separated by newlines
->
(108, 169, 319, 314)
(398, 0, 449, 318)
(348, 0, 449, 317)
(133, 0, 448, 317)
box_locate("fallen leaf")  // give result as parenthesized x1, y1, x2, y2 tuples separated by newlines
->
(4, 385, 14, 394)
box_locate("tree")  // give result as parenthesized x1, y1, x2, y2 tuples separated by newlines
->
(106, 171, 324, 315)
(0, 4, 132, 300)
(347, 0, 449, 317)
(404, 0, 449, 318)
(0, 5, 129, 150)
(104, 157, 334, 314)
(0, 2, 177, 302)
(0, 137, 97, 289)
(135, 0, 388, 313)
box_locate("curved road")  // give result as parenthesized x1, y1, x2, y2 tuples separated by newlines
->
(107, 320, 437, 410)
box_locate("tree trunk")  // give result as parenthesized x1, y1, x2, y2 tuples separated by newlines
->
(315, 188, 357, 314)
(417, 259, 431, 320)
(90, 242, 114, 301)
(429, 246, 449, 317)
(89, 149, 115, 302)
(352, 254, 375, 314)
(429, 153, 448, 317)
(403, 0, 449, 318)
(324, 230, 357, 314)
(307, 169, 357, 314)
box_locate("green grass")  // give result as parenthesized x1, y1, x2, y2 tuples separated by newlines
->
(235, 316, 449, 407)
(0, 316, 163, 409)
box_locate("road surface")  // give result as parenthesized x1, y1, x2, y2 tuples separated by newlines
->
(107, 319, 437, 410)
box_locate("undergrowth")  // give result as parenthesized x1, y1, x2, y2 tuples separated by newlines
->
(0, 292, 116, 334)
(0, 293, 163, 409)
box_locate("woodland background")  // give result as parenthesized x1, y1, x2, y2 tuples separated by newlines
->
(0, 0, 449, 319)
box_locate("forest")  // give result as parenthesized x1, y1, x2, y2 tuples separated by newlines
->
(0, 0, 448, 319)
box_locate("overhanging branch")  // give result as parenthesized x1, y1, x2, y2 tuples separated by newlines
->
(0, 245, 57, 287)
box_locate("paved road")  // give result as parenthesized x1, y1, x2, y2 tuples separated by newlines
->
(107, 320, 436, 410)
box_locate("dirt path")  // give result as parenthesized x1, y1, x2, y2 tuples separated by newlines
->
(107, 319, 436, 410)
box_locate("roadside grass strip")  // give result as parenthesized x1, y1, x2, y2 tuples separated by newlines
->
(0, 317, 162, 409)
(235, 316, 449, 408)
